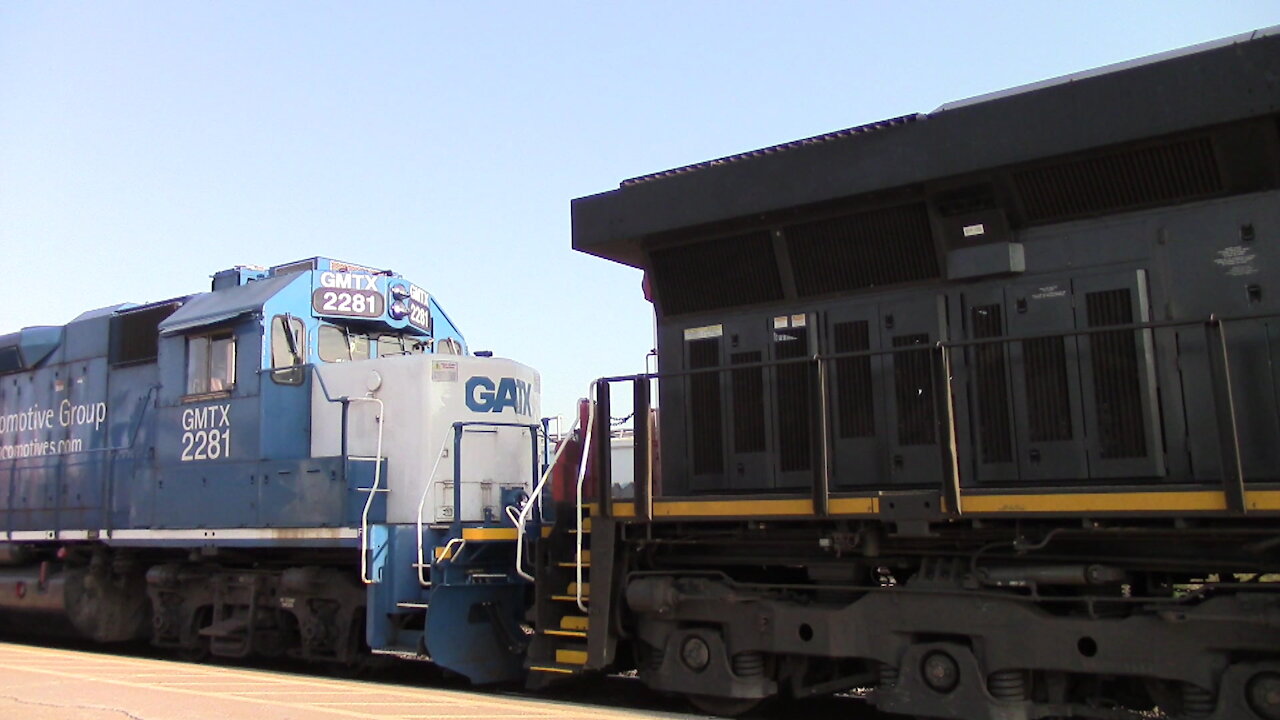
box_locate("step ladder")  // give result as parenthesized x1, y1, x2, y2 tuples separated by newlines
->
(527, 510, 616, 682)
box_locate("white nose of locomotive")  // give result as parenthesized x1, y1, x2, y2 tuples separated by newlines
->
(311, 354, 541, 525)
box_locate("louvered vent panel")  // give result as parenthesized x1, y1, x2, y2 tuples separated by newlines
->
(1085, 289, 1147, 459)
(970, 305, 1014, 464)
(775, 328, 812, 472)
(1023, 337, 1073, 442)
(651, 232, 782, 316)
(787, 203, 939, 297)
(1015, 137, 1222, 223)
(730, 351, 766, 453)
(892, 334, 937, 446)
(833, 321, 874, 438)
(688, 338, 724, 474)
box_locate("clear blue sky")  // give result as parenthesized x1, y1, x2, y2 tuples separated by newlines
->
(2, 2, 1277, 420)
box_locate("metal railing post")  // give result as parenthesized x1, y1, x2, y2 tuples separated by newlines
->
(451, 421, 464, 537)
(935, 344, 962, 515)
(633, 378, 653, 522)
(813, 357, 831, 517)
(1206, 316, 1247, 513)
(594, 381, 612, 518)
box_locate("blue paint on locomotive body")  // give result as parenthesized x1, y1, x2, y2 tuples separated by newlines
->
(0, 257, 461, 545)
(0, 256, 536, 685)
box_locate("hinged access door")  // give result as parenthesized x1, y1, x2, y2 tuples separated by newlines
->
(1074, 270, 1166, 479)
(879, 295, 948, 488)
(1006, 277, 1089, 481)
(958, 287, 1020, 485)
(825, 303, 886, 488)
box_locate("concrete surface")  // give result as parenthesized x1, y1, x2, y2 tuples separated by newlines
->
(0, 641, 700, 720)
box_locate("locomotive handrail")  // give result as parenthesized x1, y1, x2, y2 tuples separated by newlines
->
(414, 429, 456, 586)
(575, 384, 597, 613)
(587, 309, 1280, 520)
(424, 421, 541, 581)
(514, 414, 579, 582)
(591, 310, 1280, 384)
(346, 396, 386, 585)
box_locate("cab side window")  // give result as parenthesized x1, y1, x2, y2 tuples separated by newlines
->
(187, 332, 236, 394)
(271, 315, 306, 385)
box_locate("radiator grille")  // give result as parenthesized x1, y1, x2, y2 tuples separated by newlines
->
(775, 327, 812, 472)
(1014, 137, 1222, 223)
(892, 334, 936, 446)
(651, 232, 783, 316)
(688, 338, 724, 474)
(833, 321, 875, 438)
(1085, 289, 1148, 459)
(1023, 337, 1074, 442)
(730, 351, 766, 453)
(970, 305, 1013, 464)
(787, 203, 939, 297)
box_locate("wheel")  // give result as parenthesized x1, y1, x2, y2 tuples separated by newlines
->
(686, 694, 762, 717)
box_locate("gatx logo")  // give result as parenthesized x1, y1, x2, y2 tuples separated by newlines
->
(465, 376, 532, 415)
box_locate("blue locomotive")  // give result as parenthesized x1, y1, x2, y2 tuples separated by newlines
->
(0, 257, 542, 683)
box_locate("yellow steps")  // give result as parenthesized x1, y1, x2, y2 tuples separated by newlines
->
(542, 615, 589, 638)
(556, 549, 591, 568)
(560, 615, 588, 631)
(529, 664, 577, 674)
(555, 648, 587, 665)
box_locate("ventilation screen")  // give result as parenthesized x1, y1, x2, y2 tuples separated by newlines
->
(935, 184, 998, 217)
(891, 334, 936, 446)
(1023, 337, 1073, 442)
(970, 305, 1013, 464)
(786, 203, 939, 297)
(1086, 289, 1147, 459)
(651, 232, 783, 316)
(730, 351, 765, 453)
(110, 302, 182, 366)
(833, 321, 874, 439)
(687, 338, 724, 474)
(0, 347, 19, 374)
(1014, 137, 1222, 224)
(774, 326, 812, 472)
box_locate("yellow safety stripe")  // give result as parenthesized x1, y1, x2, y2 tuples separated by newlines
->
(964, 490, 1280, 513)
(594, 490, 1280, 519)
(457, 526, 552, 542)
(611, 497, 878, 518)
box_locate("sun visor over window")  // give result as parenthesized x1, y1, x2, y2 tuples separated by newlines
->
(159, 274, 297, 336)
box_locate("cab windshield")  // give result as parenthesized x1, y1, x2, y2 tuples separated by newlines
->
(317, 324, 428, 362)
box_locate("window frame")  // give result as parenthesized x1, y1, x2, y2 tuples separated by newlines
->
(186, 330, 237, 396)
(270, 314, 307, 385)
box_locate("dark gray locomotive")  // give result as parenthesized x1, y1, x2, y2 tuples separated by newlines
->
(550, 28, 1280, 720)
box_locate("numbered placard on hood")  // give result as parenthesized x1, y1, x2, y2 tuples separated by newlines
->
(312, 271, 385, 319)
